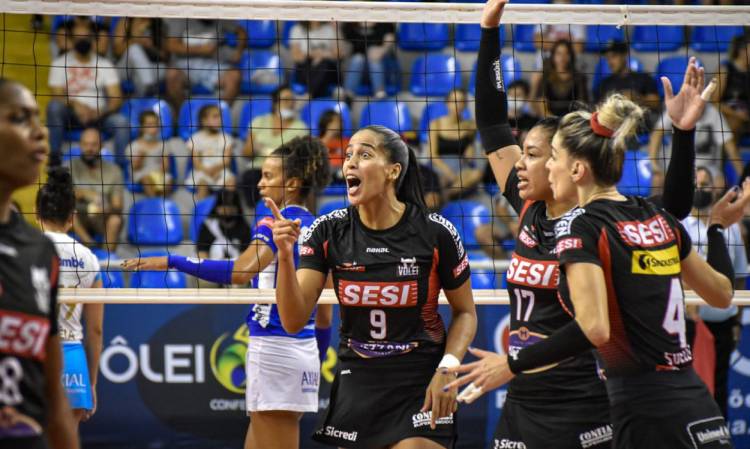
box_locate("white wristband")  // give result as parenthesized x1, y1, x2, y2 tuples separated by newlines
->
(438, 354, 460, 369)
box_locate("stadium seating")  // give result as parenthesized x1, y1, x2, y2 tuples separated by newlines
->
(177, 98, 232, 141)
(359, 100, 413, 134)
(255, 200, 274, 220)
(418, 101, 473, 144)
(62, 146, 116, 164)
(454, 24, 505, 52)
(120, 98, 174, 140)
(241, 20, 277, 49)
(239, 50, 283, 95)
(126, 153, 179, 193)
(655, 56, 697, 97)
(190, 195, 217, 242)
(631, 25, 684, 52)
(299, 98, 354, 137)
(440, 200, 491, 250)
(410, 54, 462, 97)
(617, 149, 652, 197)
(585, 26, 625, 52)
(690, 26, 745, 53)
(469, 55, 521, 95)
(512, 24, 538, 53)
(101, 269, 125, 288)
(352, 56, 402, 97)
(398, 23, 450, 51)
(127, 198, 184, 246)
(319, 198, 349, 216)
(591, 56, 644, 94)
(236, 98, 274, 141)
(129, 261, 187, 289)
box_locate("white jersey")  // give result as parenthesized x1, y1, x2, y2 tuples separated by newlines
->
(45, 231, 101, 341)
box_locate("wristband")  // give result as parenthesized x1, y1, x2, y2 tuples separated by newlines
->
(438, 353, 461, 369)
(480, 123, 517, 155)
(168, 255, 234, 285)
(507, 320, 594, 374)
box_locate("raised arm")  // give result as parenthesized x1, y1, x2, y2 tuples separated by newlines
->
(477, 0, 521, 193)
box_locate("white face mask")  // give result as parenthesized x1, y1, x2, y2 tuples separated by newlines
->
(280, 108, 295, 120)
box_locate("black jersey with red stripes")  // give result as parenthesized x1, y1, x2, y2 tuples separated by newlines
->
(503, 169, 607, 402)
(555, 196, 693, 378)
(299, 203, 471, 361)
(0, 211, 59, 439)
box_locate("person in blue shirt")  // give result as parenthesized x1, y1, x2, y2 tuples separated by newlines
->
(123, 136, 332, 449)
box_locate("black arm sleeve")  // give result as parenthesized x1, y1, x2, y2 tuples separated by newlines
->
(707, 224, 735, 286)
(503, 167, 524, 213)
(507, 319, 595, 374)
(659, 127, 696, 220)
(476, 27, 516, 155)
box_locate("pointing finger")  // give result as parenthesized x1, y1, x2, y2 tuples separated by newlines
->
(264, 197, 285, 221)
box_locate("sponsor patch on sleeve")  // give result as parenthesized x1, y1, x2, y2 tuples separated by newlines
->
(300, 245, 314, 256)
(555, 237, 582, 255)
(453, 255, 469, 278)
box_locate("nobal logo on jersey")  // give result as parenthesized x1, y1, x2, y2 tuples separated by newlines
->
(631, 246, 680, 275)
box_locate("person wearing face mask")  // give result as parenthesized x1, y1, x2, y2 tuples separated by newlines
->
(128, 111, 174, 197)
(195, 189, 252, 262)
(47, 18, 130, 167)
(240, 85, 309, 206)
(69, 128, 124, 252)
(681, 166, 748, 418)
(186, 105, 236, 200)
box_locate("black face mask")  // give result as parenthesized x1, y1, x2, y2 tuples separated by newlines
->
(693, 189, 713, 210)
(80, 154, 100, 167)
(74, 38, 93, 55)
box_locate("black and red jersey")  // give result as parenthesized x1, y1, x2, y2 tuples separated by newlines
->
(503, 169, 607, 402)
(299, 203, 471, 361)
(0, 211, 59, 439)
(555, 196, 693, 378)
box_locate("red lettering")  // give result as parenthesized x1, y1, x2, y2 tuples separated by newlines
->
(616, 215, 676, 247)
(506, 254, 559, 289)
(300, 245, 314, 256)
(0, 310, 50, 360)
(337, 281, 419, 308)
(453, 255, 469, 278)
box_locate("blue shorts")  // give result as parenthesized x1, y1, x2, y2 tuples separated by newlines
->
(62, 342, 93, 410)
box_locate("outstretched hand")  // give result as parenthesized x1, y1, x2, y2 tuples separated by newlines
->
(441, 347, 514, 404)
(662, 56, 717, 131)
(710, 178, 750, 229)
(481, 0, 509, 29)
(266, 197, 302, 258)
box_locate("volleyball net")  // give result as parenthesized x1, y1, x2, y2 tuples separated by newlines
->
(2, 1, 750, 305)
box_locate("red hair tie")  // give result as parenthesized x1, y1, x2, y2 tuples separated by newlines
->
(590, 111, 614, 138)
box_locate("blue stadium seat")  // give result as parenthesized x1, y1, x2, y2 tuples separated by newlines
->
(352, 56, 402, 97)
(241, 20, 277, 49)
(299, 99, 354, 137)
(281, 21, 297, 48)
(62, 146, 116, 164)
(617, 150, 652, 197)
(418, 102, 473, 144)
(126, 153, 179, 194)
(120, 98, 174, 140)
(321, 184, 347, 197)
(398, 23, 450, 51)
(455, 24, 505, 52)
(101, 270, 125, 288)
(51, 15, 105, 33)
(585, 26, 625, 52)
(512, 25, 539, 53)
(655, 56, 697, 97)
(129, 267, 187, 289)
(359, 100, 413, 134)
(469, 55, 521, 95)
(440, 200, 491, 250)
(239, 50, 283, 95)
(690, 26, 745, 53)
(127, 198, 184, 246)
(410, 54, 462, 97)
(467, 251, 496, 289)
(631, 26, 684, 52)
(236, 98, 274, 141)
(591, 56, 644, 94)
(319, 199, 349, 216)
(190, 195, 217, 243)
(177, 98, 232, 141)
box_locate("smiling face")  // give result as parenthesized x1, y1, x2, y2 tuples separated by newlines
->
(343, 129, 400, 206)
(546, 132, 579, 202)
(514, 126, 555, 202)
(0, 83, 48, 191)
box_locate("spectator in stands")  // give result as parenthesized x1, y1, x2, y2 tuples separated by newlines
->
(163, 19, 245, 109)
(713, 33, 750, 142)
(507, 79, 540, 143)
(530, 39, 589, 117)
(47, 18, 130, 167)
(682, 166, 747, 418)
(475, 195, 518, 259)
(289, 22, 343, 98)
(596, 41, 659, 112)
(240, 85, 309, 205)
(70, 128, 124, 251)
(112, 17, 166, 96)
(128, 111, 173, 197)
(534, 0, 585, 58)
(426, 88, 483, 199)
(197, 189, 251, 262)
(319, 110, 348, 182)
(54, 16, 110, 58)
(649, 102, 742, 190)
(186, 104, 235, 200)
(341, 22, 396, 100)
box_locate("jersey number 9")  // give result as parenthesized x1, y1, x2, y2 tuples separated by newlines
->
(370, 309, 387, 340)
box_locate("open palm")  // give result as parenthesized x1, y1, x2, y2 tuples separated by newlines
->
(662, 56, 717, 131)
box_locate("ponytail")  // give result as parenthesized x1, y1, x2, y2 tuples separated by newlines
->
(397, 146, 427, 210)
(37, 167, 76, 224)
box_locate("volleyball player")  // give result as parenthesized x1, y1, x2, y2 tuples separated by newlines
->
(37, 167, 104, 426)
(448, 1, 699, 447)
(447, 82, 742, 447)
(123, 136, 332, 449)
(268, 125, 477, 449)
(0, 78, 78, 448)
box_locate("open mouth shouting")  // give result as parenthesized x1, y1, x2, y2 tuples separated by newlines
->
(346, 174, 362, 197)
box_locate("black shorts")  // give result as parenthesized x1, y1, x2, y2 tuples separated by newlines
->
(607, 368, 733, 449)
(493, 397, 611, 449)
(1, 437, 48, 449)
(313, 351, 455, 449)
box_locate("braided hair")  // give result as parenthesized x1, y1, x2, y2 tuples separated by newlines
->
(271, 136, 332, 200)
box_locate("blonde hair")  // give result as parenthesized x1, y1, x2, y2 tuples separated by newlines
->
(556, 93, 644, 185)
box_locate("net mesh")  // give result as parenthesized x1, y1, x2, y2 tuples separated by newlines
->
(0, 2, 748, 294)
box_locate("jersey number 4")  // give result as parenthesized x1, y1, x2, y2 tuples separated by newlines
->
(662, 278, 687, 348)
